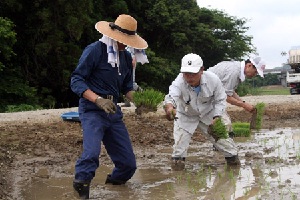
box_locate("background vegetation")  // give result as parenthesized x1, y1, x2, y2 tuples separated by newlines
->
(0, 0, 281, 112)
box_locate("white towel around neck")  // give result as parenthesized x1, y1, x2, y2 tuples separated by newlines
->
(100, 36, 149, 68)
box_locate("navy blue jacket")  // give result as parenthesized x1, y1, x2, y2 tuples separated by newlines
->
(70, 41, 133, 101)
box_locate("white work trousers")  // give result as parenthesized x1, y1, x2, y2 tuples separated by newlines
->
(172, 116, 238, 158)
(221, 111, 233, 132)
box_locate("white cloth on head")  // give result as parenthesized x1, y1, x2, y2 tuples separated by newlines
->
(99, 36, 119, 68)
(126, 47, 149, 65)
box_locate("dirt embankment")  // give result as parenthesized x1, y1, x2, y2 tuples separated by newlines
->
(0, 94, 300, 199)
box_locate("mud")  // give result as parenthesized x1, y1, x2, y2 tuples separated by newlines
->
(1, 95, 300, 199)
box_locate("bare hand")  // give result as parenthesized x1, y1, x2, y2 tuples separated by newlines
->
(164, 104, 176, 121)
(243, 102, 255, 113)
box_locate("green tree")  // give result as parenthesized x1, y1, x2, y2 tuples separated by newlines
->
(263, 73, 280, 85)
(0, 0, 256, 110)
(1, 0, 96, 108)
(0, 17, 38, 112)
(0, 17, 16, 71)
(136, 0, 255, 91)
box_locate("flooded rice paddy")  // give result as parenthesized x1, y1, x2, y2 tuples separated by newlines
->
(20, 127, 300, 200)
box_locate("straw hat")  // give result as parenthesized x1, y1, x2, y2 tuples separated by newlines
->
(95, 14, 148, 49)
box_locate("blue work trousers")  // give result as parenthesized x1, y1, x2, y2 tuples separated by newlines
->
(75, 101, 136, 183)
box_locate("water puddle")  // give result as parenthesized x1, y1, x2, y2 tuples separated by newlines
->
(21, 128, 300, 199)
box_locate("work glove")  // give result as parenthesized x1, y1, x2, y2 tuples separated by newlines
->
(95, 97, 117, 114)
(164, 104, 177, 121)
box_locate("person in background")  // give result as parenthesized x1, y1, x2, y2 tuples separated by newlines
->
(70, 14, 148, 199)
(122, 47, 147, 107)
(207, 56, 266, 133)
(164, 53, 239, 171)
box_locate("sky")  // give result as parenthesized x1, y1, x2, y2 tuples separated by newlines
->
(196, 0, 300, 69)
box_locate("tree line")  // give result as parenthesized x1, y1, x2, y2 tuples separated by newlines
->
(0, 0, 255, 112)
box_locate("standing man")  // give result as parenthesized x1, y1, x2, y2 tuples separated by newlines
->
(207, 56, 266, 131)
(164, 53, 239, 171)
(70, 14, 148, 199)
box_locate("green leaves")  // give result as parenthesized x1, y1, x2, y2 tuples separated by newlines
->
(232, 122, 251, 137)
(0, 17, 16, 69)
(0, 0, 256, 110)
(254, 102, 265, 130)
(231, 102, 265, 137)
(133, 88, 165, 113)
(210, 118, 228, 140)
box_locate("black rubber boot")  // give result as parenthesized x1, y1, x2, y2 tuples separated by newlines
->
(228, 131, 235, 139)
(225, 155, 241, 166)
(105, 174, 126, 185)
(73, 181, 90, 199)
(171, 157, 185, 171)
(212, 145, 218, 151)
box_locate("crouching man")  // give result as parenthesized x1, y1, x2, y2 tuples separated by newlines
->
(164, 53, 240, 170)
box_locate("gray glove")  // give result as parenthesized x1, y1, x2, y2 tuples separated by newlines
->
(95, 97, 117, 114)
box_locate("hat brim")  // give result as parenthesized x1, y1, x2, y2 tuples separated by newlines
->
(95, 21, 148, 49)
(250, 58, 265, 78)
(180, 67, 200, 73)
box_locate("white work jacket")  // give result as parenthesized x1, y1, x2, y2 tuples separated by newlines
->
(207, 61, 243, 96)
(164, 71, 227, 134)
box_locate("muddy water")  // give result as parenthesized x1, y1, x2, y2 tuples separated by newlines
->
(21, 128, 300, 200)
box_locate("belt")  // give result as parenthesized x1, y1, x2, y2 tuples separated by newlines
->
(98, 94, 116, 102)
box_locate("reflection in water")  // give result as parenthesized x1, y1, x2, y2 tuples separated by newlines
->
(22, 128, 300, 200)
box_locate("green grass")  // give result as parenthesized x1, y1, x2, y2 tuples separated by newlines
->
(232, 122, 250, 129)
(255, 87, 290, 95)
(133, 88, 165, 111)
(231, 102, 265, 136)
(254, 102, 265, 130)
(233, 127, 251, 137)
(232, 122, 251, 137)
(211, 118, 228, 139)
(5, 104, 42, 113)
